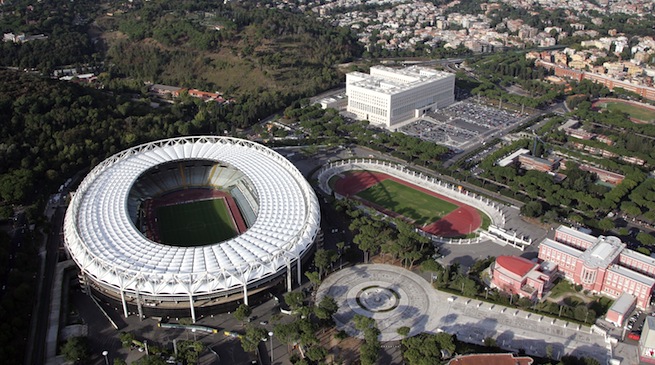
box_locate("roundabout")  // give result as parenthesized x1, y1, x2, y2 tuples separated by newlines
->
(316, 264, 442, 342)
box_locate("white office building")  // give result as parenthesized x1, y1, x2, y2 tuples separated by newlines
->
(346, 66, 455, 129)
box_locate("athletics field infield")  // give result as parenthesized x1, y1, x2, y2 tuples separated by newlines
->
(333, 171, 488, 237)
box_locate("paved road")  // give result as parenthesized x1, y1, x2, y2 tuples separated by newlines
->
(72, 289, 297, 365)
(27, 207, 64, 365)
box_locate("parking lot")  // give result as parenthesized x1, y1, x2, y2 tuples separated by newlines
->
(398, 100, 524, 150)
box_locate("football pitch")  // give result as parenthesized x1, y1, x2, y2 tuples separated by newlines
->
(356, 179, 459, 226)
(156, 198, 237, 246)
(599, 101, 655, 122)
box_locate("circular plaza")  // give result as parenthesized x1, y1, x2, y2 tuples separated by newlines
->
(316, 264, 442, 342)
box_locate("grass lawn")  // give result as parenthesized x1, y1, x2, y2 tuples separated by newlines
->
(548, 279, 576, 298)
(157, 198, 237, 246)
(356, 179, 458, 226)
(600, 101, 655, 122)
(478, 209, 492, 230)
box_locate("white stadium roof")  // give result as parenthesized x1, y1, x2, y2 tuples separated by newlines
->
(63, 136, 320, 298)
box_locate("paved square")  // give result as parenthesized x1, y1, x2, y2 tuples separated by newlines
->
(317, 264, 611, 363)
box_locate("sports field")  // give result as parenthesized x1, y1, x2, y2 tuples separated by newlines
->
(596, 100, 655, 122)
(333, 171, 484, 237)
(156, 198, 237, 246)
(356, 179, 458, 226)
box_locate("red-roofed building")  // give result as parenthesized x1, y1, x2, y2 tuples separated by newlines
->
(447, 353, 533, 365)
(491, 256, 557, 300)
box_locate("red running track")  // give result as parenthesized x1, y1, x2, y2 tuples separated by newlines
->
(334, 171, 482, 237)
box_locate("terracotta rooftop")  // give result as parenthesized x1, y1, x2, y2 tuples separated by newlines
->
(496, 256, 536, 278)
(447, 353, 533, 365)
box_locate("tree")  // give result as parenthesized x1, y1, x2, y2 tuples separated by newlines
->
(351, 216, 386, 263)
(284, 291, 305, 311)
(521, 201, 543, 217)
(119, 332, 135, 348)
(401, 333, 455, 365)
(397, 326, 410, 337)
(305, 271, 321, 292)
(60, 336, 90, 364)
(336, 241, 346, 268)
(454, 276, 478, 297)
(392, 220, 431, 269)
(305, 346, 328, 362)
(637, 232, 655, 246)
(314, 249, 338, 278)
(233, 304, 252, 325)
(113, 359, 128, 365)
(240, 326, 268, 353)
(315, 295, 338, 321)
(598, 218, 614, 232)
(484, 336, 497, 347)
(353, 314, 380, 365)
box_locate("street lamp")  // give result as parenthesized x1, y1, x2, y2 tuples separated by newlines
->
(102, 350, 109, 365)
(192, 328, 197, 341)
(268, 331, 274, 364)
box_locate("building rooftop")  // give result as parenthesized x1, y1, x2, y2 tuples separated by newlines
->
(620, 247, 655, 267)
(608, 265, 655, 286)
(497, 148, 530, 167)
(579, 236, 624, 269)
(346, 65, 454, 95)
(608, 292, 636, 315)
(447, 353, 533, 365)
(496, 256, 536, 278)
(556, 225, 597, 244)
(541, 238, 584, 258)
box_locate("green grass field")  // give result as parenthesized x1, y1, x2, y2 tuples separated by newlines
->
(356, 179, 458, 226)
(156, 199, 237, 246)
(478, 209, 492, 230)
(599, 101, 655, 122)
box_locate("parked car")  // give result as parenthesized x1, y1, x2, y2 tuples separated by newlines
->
(628, 332, 641, 341)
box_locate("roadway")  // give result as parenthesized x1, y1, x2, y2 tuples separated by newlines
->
(26, 206, 64, 365)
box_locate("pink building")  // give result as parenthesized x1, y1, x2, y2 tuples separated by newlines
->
(538, 226, 655, 309)
(605, 292, 637, 327)
(491, 256, 557, 300)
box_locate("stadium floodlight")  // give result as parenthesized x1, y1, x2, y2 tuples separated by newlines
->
(63, 137, 320, 321)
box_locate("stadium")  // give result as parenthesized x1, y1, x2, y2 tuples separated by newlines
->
(63, 136, 321, 321)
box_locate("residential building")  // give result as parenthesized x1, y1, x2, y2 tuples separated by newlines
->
(496, 148, 530, 167)
(345, 65, 455, 129)
(518, 154, 559, 172)
(579, 164, 625, 186)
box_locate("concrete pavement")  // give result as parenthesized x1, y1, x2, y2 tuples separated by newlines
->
(317, 264, 611, 364)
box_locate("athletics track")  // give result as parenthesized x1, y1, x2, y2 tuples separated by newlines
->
(333, 171, 481, 237)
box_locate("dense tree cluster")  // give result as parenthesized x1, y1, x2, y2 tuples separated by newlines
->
(270, 291, 337, 365)
(476, 136, 648, 224)
(401, 332, 456, 365)
(353, 315, 381, 365)
(279, 103, 451, 164)
(101, 0, 363, 128)
(0, 70, 213, 209)
(0, 0, 98, 72)
(0, 225, 38, 363)
(466, 54, 562, 108)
